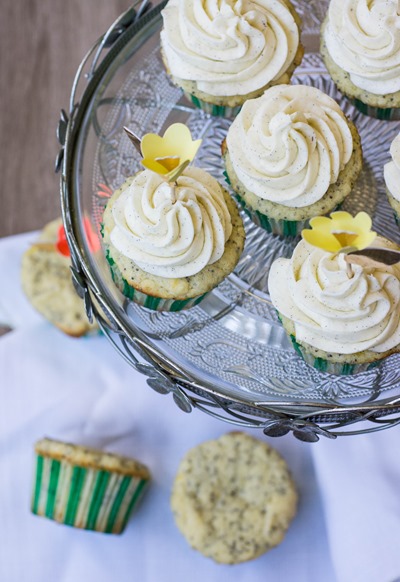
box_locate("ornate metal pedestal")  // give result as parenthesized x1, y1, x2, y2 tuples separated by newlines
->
(59, 0, 400, 440)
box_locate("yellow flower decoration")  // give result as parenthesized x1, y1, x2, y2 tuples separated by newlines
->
(140, 123, 202, 182)
(302, 211, 377, 253)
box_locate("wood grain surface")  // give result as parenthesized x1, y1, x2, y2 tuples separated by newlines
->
(0, 0, 134, 237)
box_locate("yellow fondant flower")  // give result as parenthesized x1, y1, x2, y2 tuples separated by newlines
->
(302, 211, 377, 253)
(140, 123, 202, 182)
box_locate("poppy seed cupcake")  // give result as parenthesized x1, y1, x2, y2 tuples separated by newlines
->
(384, 131, 400, 222)
(268, 235, 400, 375)
(32, 438, 151, 534)
(223, 84, 362, 237)
(101, 167, 245, 311)
(321, 0, 400, 120)
(160, 0, 303, 117)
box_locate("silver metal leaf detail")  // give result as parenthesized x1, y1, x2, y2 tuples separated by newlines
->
(80, 2, 400, 435)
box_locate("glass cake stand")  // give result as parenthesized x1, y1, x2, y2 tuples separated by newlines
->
(59, 0, 400, 441)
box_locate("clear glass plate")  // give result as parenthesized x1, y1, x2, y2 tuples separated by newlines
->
(63, 0, 400, 434)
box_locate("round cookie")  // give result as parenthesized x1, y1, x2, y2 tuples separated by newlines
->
(21, 218, 98, 337)
(170, 432, 298, 564)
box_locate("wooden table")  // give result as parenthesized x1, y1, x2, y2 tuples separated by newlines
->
(0, 0, 133, 238)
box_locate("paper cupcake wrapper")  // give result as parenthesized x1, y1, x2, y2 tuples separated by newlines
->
(289, 334, 380, 376)
(233, 192, 306, 237)
(390, 207, 400, 227)
(385, 189, 400, 227)
(184, 92, 241, 119)
(352, 99, 400, 121)
(32, 454, 149, 533)
(106, 249, 208, 311)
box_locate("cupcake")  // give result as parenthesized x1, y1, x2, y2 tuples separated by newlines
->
(321, 0, 400, 120)
(171, 432, 298, 564)
(32, 438, 151, 534)
(160, 0, 303, 117)
(223, 84, 362, 237)
(384, 131, 400, 222)
(268, 213, 400, 375)
(101, 167, 245, 311)
(21, 218, 99, 337)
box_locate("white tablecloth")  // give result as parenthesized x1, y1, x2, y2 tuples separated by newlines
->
(1, 232, 399, 582)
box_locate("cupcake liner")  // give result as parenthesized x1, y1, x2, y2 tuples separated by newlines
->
(106, 248, 208, 311)
(233, 193, 307, 237)
(289, 334, 381, 376)
(352, 99, 400, 121)
(32, 452, 149, 533)
(385, 188, 400, 226)
(184, 92, 242, 119)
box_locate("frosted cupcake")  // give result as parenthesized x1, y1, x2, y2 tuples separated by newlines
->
(384, 132, 400, 222)
(102, 125, 244, 311)
(268, 212, 400, 375)
(223, 84, 362, 237)
(321, 0, 400, 120)
(160, 0, 303, 118)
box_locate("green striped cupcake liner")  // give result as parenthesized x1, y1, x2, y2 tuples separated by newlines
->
(105, 248, 208, 311)
(184, 92, 241, 119)
(352, 99, 400, 121)
(233, 192, 306, 237)
(222, 174, 343, 238)
(32, 439, 150, 534)
(289, 334, 380, 376)
(385, 189, 400, 227)
(390, 207, 400, 228)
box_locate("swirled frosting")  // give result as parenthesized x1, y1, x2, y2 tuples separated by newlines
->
(160, 0, 300, 97)
(269, 239, 400, 354)
(110, 168, 233, 278)
(324, 0, 400, 95)
(384, 132, 400, 201)
(226, 85, 353, 207)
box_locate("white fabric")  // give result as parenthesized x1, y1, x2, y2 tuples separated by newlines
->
(0, 231, 42, 329)
(0, 231, 399, 582)
(313, 435, 400, 582)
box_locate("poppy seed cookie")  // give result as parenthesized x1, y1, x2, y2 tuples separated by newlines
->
(170, 432, 298, 564)
(21, 219, 98, 337)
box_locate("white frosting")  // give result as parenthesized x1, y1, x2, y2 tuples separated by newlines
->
(269, 239, 400, 354)
(226, 84, 353, 207)
(324, 0, 400, 95)
(160, 0, 300, 97)
(384, 132, 400, 202)
(110, 168, 233, 279)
